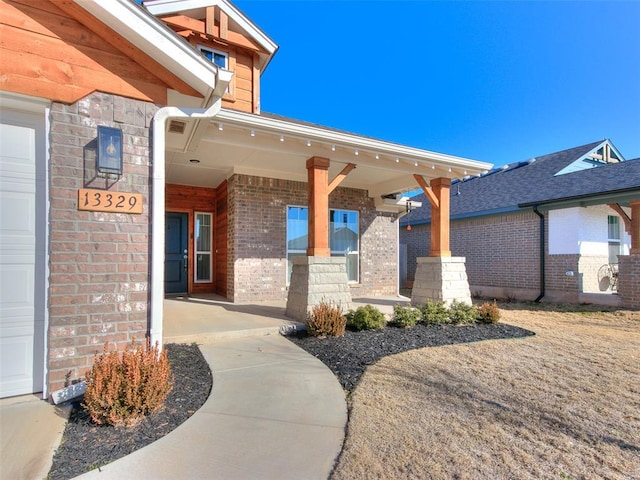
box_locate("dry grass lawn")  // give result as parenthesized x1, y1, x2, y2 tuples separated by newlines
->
(331, 302, 640, 480)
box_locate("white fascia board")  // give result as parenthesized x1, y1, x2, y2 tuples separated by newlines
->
(145, 0, 278, 55)
(216, 109, 493, 173)
(74, 0, 219, 102)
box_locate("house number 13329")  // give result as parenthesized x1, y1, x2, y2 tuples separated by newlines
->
(78, 188, 143, 214)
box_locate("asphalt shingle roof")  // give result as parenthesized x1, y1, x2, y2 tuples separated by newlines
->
(406, 140, 640, 223)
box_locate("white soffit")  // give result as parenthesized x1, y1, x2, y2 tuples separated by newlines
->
(74, 0, 220, 101)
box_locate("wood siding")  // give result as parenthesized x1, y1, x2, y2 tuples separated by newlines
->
(166, 184, 217, 294)
(159, 8, 262, 114)
(1, 0, 198, 104)
(215, 181, 228, 297)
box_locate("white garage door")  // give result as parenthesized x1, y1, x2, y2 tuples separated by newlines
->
(0, 109, 45, 398)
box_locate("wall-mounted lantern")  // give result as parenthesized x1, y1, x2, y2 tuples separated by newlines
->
(97, 126, 123, 176)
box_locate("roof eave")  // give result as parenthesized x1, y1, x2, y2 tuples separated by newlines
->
(75, 0, 221, 105)
(216, 109, 493, 175)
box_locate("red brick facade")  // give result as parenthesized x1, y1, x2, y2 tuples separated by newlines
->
(48, 92, 155, 392)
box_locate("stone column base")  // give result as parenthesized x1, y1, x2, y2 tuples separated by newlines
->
(285, 256, 353, 322)
(618, 254, 640, 310)
(411, 256, 472, 307)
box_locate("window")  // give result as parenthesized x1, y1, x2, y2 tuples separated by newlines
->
(195, 213, 212, 282)
(608, 215, 621, 264)
(197, 45, 228, 69)
(286, 206, 359, 283)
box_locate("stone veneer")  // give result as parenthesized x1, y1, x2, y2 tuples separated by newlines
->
(285, 256, 352, 321)
(227, 174, 398, 303)
(48, 92, 155, 393)
(411, 257, 472, 307)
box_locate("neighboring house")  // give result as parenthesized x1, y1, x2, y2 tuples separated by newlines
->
(401, 140, 640, 307)
(0, 0, 492, 399)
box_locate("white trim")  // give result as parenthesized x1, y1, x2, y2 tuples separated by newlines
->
(216, 109, 493, 174)
(144, 0, 278, 56)
(73, 0, 222, 103)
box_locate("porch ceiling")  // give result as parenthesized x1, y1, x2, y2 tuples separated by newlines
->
(164, 109, 493, 202)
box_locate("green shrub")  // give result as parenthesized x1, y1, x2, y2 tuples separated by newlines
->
(345, 305, 386, 331)
(307, 300, 346, 337)
(448, 299, 478, 324)
(83, 338, 173, 427)
(389, 304, 421, 328)
(477, 300, 501, 324)
(420, 299, 450, 324)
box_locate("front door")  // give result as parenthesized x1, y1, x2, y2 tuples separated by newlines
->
(165, 212, 188, 294)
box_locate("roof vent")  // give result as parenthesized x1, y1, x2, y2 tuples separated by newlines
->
(168, 120, 186, 134)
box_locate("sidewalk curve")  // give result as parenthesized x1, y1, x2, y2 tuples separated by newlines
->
(77, 334, 347, 480)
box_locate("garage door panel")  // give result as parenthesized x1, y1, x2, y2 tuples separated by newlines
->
(0, 110, 44, 398)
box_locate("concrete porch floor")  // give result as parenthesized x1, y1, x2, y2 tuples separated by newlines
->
(163, 293, 410, 344)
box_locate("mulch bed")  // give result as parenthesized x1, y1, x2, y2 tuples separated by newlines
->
(288, 323, 535, 392)
(48, 323, 534, 479)
(48, 343, 212, 480)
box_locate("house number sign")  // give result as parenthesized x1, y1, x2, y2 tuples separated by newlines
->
(78, 188, 143, 214)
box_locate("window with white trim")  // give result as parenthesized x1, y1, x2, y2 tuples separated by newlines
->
(608, 215, 621, 264)
(286, 206, 359, 284)
(197, 45, 228, 68)
(195, 212, 212, 282)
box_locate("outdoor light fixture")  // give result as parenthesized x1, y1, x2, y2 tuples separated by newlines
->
(280, 135, 284, 142)
(355, 149, 359, 156)
(250, 130, 255, 137)
(96, 126, 123, 175)
(331, 144, 336, 151)
(218, 123, 224, 131)
(307, 140, 311, 147)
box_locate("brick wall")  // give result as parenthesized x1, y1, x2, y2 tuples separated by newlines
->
(402, 211, 541, 298)
(48, 92, 155, 393)
(227, 174, 398, 302)
(618, 255, 640, 309)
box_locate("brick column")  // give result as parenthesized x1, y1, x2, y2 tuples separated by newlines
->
(306, 156, 330, 257)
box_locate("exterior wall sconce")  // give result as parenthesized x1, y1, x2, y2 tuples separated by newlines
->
(96, 126, 123, 176)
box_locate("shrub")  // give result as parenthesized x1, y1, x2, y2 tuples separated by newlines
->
(307, 300, 346, 337)
(345, 304, 386, 331)
(477, 300, 501, 324)
(420, 299, 450, 324)
(83, 338, 173, 427)
(448, 299, 478, 324)
(389, 304, 421, 328)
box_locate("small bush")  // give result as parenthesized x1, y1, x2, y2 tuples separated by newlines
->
(420, 300, 450, 324)
(389, 304, 421, 328)
(345, 304, 386, 331)
(307, 300, 346, 337)
(448, 299, 477, 324)
(477, 300, 501, 324)
(83, 338, 173, 427)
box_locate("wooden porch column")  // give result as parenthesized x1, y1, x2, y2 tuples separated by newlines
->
(306, 156, 330, 257)
(631, 201, 640, 254)
(414, 175, 451, 257)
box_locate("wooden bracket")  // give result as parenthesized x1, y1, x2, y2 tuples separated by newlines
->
(328, 163, 356, 194)
(413, 174, 439, 208)
(608, 203, 632, 235)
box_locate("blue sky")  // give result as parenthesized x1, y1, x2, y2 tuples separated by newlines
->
(231, 0, 640, 167)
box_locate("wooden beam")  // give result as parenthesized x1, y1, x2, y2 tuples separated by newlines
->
(413, 174, 439, 209)
(608, 203, 632, 235)
(429, 177, 451, 257)
(306, 157, 331, 257)
(205, 7, 215, 36)
(219, 9, 229, 40)
(328, 163, 356, 194)
(630, 201, 640, 255)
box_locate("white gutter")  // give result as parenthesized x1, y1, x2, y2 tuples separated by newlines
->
(217, 109, 492, 173)
(149, 70, 233, 348)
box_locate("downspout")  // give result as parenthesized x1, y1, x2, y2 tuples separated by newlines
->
(149, 71, 233, 348)
(533, 205, 545, 302)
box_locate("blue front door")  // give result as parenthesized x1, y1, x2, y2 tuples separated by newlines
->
(165, 212, 188, 294)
